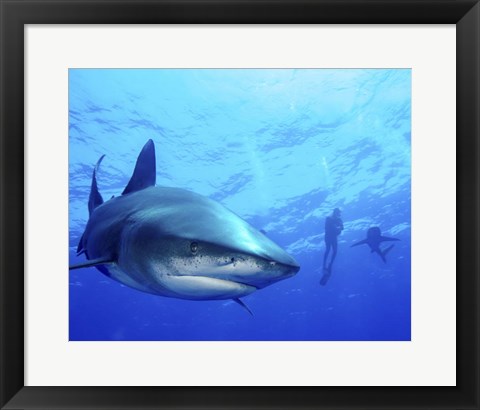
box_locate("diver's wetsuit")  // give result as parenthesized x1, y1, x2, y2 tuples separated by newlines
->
(323, 215, 343, 271)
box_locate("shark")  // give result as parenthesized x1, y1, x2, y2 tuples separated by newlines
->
(351, 226, 399, 263)
(69, 139, 300, 315)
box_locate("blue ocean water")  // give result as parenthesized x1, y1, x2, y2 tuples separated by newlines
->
(69, 69, 411, 341)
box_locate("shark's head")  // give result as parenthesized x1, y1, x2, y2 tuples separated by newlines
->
(118, 187, 300, 295)
(146, 232, 300, 290)
(367, 227, 381, 239)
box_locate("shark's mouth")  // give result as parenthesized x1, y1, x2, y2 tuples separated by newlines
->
(160, 274, 258, 300)
(166, 250, 299, 291)
(190, 261, 299, 290)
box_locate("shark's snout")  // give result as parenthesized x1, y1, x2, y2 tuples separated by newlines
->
(224, 254, 300, 289)
(286, 263, 301, 276)
(280, 261, 301, 280)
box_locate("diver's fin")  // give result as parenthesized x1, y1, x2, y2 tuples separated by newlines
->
(379, 244, 395, 263)
(380, 236, 400, 242)
(88, 155, 105, 216)
(69, 257, 114, 271)
(122, 139, 156, 195)
(320, 268, 332, 286)
(233, 298, 254, 316)
(351, 239, 367, 247)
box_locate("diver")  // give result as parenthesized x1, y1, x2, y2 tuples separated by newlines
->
(320, 208, 343, 285)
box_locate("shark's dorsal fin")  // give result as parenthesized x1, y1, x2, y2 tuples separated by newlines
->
(122, 139, 156, 195)
(233, 298, 254, 316)
(88, 155, 105, 216)
(69, 256, 114, 271)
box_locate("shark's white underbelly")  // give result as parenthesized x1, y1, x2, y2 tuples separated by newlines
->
(107, 263, 256, 301)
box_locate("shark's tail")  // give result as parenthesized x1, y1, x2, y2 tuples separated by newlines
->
(380, 244, 395, 263)
(77, 155, 105, 256)
(88, 155, 105, 216)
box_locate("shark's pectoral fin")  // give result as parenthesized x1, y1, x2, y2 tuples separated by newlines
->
(380, 236, 400, 242)
(69, 257, 115, 271)
(351, 239, 367, 247)
(122, 139, 156, 195)
(88, 155, 105, 216)
(233, 298, 254, 316)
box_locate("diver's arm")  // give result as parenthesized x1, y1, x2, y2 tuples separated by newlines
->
(325, 216, 332, 231)
(334, 218, 343, 235)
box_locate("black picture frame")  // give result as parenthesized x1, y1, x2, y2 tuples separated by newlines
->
(1, 1, 479, 409)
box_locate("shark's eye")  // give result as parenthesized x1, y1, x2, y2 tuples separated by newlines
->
(190, 242, 198, 254)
